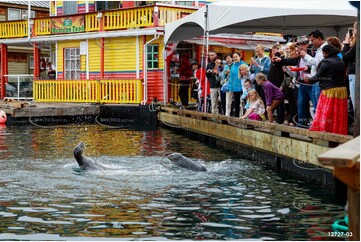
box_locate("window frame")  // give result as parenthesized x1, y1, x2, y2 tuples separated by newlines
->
(8, 8, 21, 21)
(147, 44, 159, 70)
(64, 48, 81, 80)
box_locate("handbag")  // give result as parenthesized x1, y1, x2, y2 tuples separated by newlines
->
(221, 81, 229, 93)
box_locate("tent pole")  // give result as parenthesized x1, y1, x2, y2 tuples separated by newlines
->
(203, 5, 209, 113)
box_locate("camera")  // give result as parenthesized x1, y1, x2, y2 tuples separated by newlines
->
(348, 28, 353, 37)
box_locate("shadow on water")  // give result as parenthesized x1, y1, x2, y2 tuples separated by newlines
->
(0, 125, 347, 241)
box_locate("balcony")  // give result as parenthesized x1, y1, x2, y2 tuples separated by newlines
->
(0, 4, 196, 39)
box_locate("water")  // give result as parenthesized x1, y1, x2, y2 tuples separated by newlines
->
(0, 125, 346, 240)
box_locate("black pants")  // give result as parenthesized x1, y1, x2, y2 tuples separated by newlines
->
(286, 86, 298, 124)
(233, 91, 242, 117)
(178, 82, 190, 107)
(276, 101, 285, 124)
(220, 90, 226, 115)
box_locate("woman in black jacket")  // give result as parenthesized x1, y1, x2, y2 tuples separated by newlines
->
(303, 45, 347, 135)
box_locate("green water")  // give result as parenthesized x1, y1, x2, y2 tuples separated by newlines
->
(0, 125, 346, 240)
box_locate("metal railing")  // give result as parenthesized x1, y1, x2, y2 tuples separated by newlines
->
(33, 79, 143, 104)
(4, 74, 34, 100)
(0, 5, 197, 39)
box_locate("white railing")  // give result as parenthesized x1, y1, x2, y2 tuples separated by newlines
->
(4, 74, 34, 101)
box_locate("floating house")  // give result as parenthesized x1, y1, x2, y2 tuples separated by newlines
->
(0, 0, 282, 104)
(0, 0, 199, 103)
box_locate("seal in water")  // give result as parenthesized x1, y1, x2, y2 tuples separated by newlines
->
(166, 153, 207, 172)
(73, 142, 104, 170)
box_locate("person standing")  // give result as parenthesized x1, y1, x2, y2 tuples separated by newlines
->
(220, 53, 233, 115)
(255, 73, 285, 124)
(250, 45, 271, 105)
(191, 60, 209, 112)
(178, 54, 192, 109)
(303, 45, 347, 135)
(47, 61, 56, 79)
(342, 21, 357, 111)
(268, 44, 285, 88)
(206, 51, 221, 114)
(299, 29, 327, 110)
(228, 52, 247, 117)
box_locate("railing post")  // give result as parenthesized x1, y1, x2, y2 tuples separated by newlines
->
(100, 37, 105, 79)
(153, 6, 159, 27)
(96, 80, 101, 103)
(33, 43, 40, 79)
(0, 44, 8, 99)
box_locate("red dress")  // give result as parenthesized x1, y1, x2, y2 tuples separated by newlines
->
(310, 87, 348, 135)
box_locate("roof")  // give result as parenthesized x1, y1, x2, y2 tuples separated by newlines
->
(165, 0, 357, 43)
(0, 1, 49, 9)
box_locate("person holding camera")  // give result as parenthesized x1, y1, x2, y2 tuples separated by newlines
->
(343, 21, 357, 111)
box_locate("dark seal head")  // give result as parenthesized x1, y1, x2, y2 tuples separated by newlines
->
(73, 142, 100, 170)
(74, 142, 86, 167)
(167, 153, 207, 172)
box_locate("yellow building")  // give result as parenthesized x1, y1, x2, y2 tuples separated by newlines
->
(0, 1, 197, 103)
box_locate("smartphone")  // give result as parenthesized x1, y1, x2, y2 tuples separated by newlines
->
(348, 28, 353, 37)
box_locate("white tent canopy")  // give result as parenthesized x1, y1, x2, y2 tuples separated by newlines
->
(165, 0, 357, 43)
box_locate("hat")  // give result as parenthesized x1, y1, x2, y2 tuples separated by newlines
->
(296, 36, 309, 46)
(190, 60, 199, 66)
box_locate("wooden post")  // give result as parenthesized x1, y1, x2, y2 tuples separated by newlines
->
(33, 43, 40, 79)
(100, 37, 104, 79)
(0, 43, 8, 99)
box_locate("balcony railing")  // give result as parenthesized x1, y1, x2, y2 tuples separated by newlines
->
(33, 79, 143, 104)
(0, 5, 196, 39)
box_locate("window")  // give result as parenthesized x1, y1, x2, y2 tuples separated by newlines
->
(177, 1, 193, 6)
(22, 10, 36, 19)
(64, 48, 80, 80)
(96, 1, 120, 11)
(63, 1, 77, 15)
(8, 8, 21, 20)
(29, 56, 34, 69)
(147, 45, 158, 69)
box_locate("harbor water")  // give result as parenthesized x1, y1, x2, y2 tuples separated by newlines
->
(0, 124, 346, 240)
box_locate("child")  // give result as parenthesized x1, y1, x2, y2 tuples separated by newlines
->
(241, 89, 265, 121)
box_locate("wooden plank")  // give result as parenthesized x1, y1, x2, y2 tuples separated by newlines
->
(318, 136, 360, 167)
(160, 107, 352, 144)
(348, 187, 360, 241)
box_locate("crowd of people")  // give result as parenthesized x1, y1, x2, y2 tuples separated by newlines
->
(178, 24, 357, 135)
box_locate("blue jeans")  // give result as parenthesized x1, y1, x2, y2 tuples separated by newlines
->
(297, 84, 313, 125)
(311, 83, 321, 110)
(349, 74, 356, 111)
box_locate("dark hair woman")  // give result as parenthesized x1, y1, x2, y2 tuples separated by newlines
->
(303, 45, 347, 134)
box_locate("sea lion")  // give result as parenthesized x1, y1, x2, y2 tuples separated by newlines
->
(73, 142, 104, 170)
(166, 153, 207, 172)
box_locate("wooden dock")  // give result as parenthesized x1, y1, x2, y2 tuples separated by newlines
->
(318, 137, 360, 241)
(159, 107, 352, 169)
(0, 100, 100, 118)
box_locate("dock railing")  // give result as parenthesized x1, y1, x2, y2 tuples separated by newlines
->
(33, 79, 143, 104)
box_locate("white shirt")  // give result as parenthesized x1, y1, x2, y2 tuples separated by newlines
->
(302, 42, 327, 76)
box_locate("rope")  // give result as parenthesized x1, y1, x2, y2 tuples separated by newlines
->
(95, 114, 127, 129)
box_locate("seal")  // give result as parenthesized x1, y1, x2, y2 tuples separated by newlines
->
(73, 142, 104, 170)
(166, 153, 207, 172)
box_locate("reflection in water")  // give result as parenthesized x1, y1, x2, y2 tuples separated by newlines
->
(0, 125, 346, 240)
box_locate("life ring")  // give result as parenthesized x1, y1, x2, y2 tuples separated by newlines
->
(0, 110, 7, 124)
